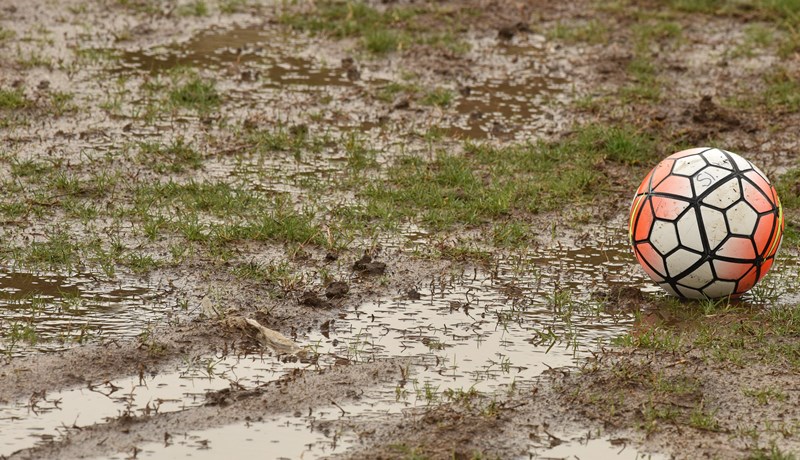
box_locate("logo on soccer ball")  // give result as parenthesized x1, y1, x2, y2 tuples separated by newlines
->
(629, 147, 783, 299)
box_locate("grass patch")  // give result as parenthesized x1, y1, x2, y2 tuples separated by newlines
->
(10, 159, 53, 178)
(420, 88, 454, 107)
(214, 203, 326, 247)
(168, 75, 220, 113)
(230, 261, 304, 294)
(125, 253, 160, 274)
(688, 404, 721, 431)
(617, 18, 684, 103)
(355, 124, 656, 230)
(0, 26, 15, 42)
(731, 24, 775, 58)
(747, 445, 798, 460)
(636, 20, 682, 43)
(621, 54, 661, 103)
(280, 1, 468, 55)
(669, 0, 729, 14)
(0, 88, 28, 110)
(669, 0, 800, 29)
(613, 326, 683, 351)
(16, 50, 53, 69)
(177, 0, 208, 16)
(775, 167, 800, 243)
(764, 69, 800, 112)
(127, 181, 330, 248)
(49, 91, 76, 115)
(376, 81, 459, 109)
(220, 0, 249, 13)
(571, 360, 714, 435)
(343, 132, 377, 171)
(131, 181, 265, 218)
(281, 1, 411, 54)
(620, 300, 800, 369)
(364, 29, 400, 54)
(547, 20, 609, 44)
(743, 386, 788, 405)
(240, 123, 330, 158)
(492, 221, 534, 248)
(24, 230, 81, 270)
(138, 138, 203, 173)
(116, 0, 162, 14)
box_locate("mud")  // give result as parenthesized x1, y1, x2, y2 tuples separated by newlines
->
(2, 0, 800, 459)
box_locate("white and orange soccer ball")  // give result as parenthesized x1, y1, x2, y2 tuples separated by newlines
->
(629, 147, 783, 299)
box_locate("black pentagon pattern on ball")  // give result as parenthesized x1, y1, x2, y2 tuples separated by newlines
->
(630, 147, 781, 299)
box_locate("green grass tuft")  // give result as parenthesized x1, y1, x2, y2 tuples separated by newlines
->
(364, 29, 400, 54)
(138, 138, 203, 173)
(764, 69, 800, 112)
(168, 75, 220, 112)
(0, 88, 28, 110)
(420, 88, 454, 107)
(25, 230, 81, 270)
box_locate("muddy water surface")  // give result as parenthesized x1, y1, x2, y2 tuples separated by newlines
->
(0, 271, 170, 357)
(0, 229, 663, 458)
(114, 26, 352, 89)
(113, 230, 797, 459)
(0, 350, 303, 456)
(111, 25, 569, 141)
(450, 41, 569, 139)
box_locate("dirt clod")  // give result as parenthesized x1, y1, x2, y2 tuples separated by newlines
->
(352, 255, 387, 275)
(325, 281, 349, 299)
(691, 95, 742, 131)
(300, 291, 333, 309)
(497, 22, 530, 40)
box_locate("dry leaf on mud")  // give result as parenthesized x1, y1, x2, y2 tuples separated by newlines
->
(226, 316, 304, 356)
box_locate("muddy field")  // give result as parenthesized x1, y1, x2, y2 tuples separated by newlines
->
(2, 0, 800, 458)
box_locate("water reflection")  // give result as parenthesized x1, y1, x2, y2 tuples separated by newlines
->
(0, 270, 170, 357)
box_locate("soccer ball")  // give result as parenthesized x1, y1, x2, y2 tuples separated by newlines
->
(629, 147, 783, 299)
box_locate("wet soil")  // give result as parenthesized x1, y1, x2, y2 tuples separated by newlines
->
(2, 0, 800, 459)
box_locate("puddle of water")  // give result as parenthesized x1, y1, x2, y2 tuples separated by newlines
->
(122, 228, 798, 458)
(1, 233, 648, 458)
(303, 233, 646, 402)
(446, 40, 570, 140)
(123, 388, 668, 460)
(533, 435, 668, 459)
(111, 411, 350, 460)
(110, 25, 569, 141)
(0, 271, 170, 357)
(116, 385, 422, 460)
(129, 236, 668, 458)
(0, 349, 304, 456)
(112, 26, 351, 89)
(451, 75, 566, 140)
